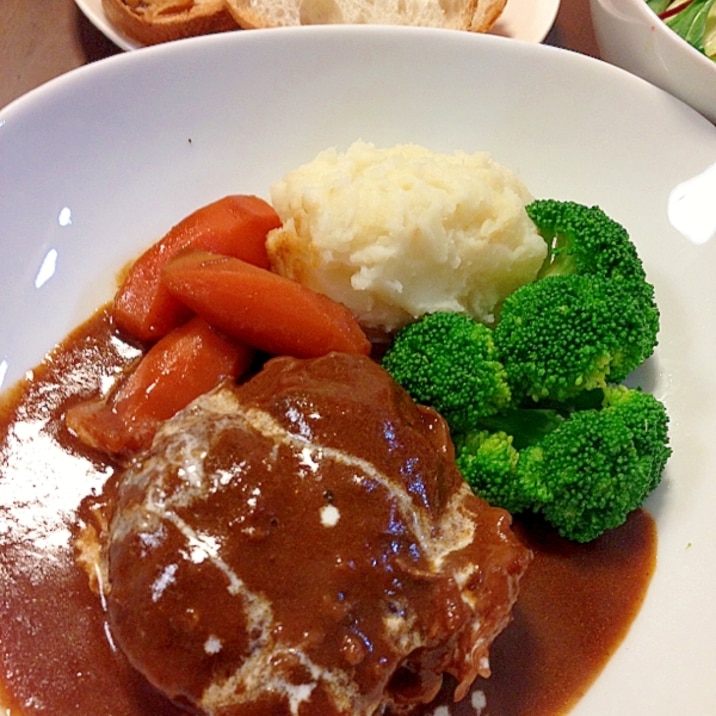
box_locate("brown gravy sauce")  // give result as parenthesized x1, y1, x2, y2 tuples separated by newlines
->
(0, 308, 657, 716)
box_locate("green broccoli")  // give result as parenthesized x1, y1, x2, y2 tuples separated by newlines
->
(527, 198, 659, 336)
(381, 200, 670, 543)
(526, 199, 648, 284)
(454, 430, 529, 514)
(454, 385, 672, 543)
(493, 273, 659, 403)
(491, 200, 660, 404)
(381, 312, 512, 433)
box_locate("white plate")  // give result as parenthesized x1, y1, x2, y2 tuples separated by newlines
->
(74, 0, 560, 51)
(1, 25, 715, 715)
(75, 0, 141, 51)
(490, 0, 560, 43)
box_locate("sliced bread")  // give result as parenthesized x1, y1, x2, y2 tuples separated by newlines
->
(101, 0, 239, 45)
(224, 0, 507, 31)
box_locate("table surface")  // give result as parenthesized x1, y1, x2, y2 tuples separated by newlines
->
(0, 0, 599, 110)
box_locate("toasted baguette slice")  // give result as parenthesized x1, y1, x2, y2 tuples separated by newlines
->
(224, 0, 506, 31)
(102, 0, 239, 45)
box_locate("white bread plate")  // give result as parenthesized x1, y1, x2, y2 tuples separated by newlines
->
(74, 0, 560, 50)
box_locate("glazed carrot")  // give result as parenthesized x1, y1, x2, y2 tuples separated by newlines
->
(112, 195, 282, 342)
(65, 316, 254, 456)
(162, 250, 372, 359)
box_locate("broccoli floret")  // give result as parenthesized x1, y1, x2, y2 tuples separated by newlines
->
(527, 199, 660, 373)
(492, 199, 661, 404)
(455, 386, 672, 542)
(455, 430, 533, 514)
(381, 312, 512, 433)
(526, 199, 647, 284)
(454, 408, 565, 514)
(494, 274, 659, 403)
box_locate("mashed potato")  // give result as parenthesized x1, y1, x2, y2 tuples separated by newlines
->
(267, 141, 547, 334)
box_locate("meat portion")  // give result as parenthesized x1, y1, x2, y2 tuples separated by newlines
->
(99, 352, 531, 715)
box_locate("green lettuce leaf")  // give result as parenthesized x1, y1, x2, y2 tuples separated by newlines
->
(664, 0, 714, 55)
(705, 0, 716, 57)
(646, 0, 673, 13)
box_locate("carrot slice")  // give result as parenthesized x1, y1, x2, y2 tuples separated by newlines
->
(112, 195, 282, 342)
(162, 250, 372, 359)
(65, 316, 254, 456)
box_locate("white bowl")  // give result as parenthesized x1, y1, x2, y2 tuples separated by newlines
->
(1, 26, 716, 715)
(590, 0, 716, 123)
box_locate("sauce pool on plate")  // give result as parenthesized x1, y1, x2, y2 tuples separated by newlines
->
(0, 308, 656, 716)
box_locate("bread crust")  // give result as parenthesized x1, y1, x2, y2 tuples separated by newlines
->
(102, 0, 238, 45)
(468, 0, 507, 32)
